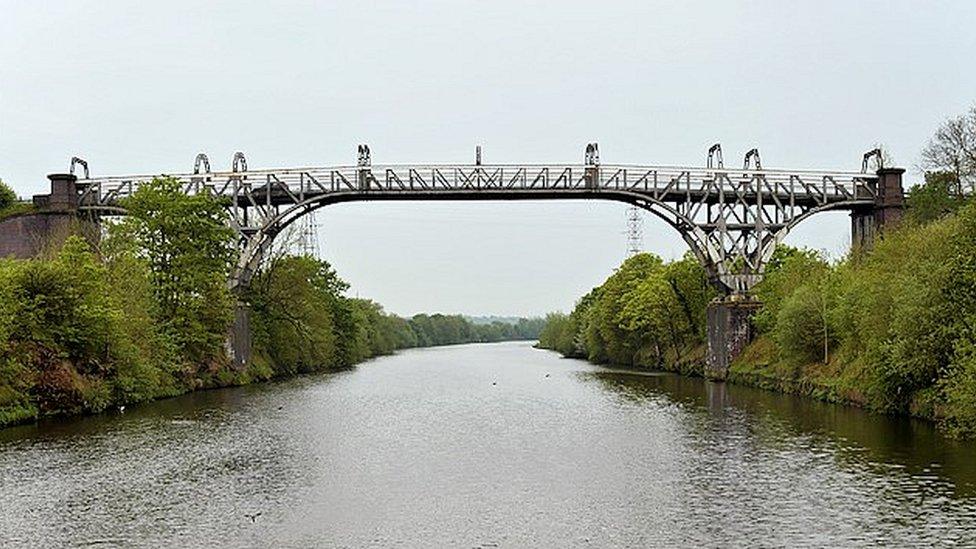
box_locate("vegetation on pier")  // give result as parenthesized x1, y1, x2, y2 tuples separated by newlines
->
(0, 177, 540, 427)
(0, 179, 34, 222)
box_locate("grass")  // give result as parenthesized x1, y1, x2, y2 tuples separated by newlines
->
(0, 202, 36, 222)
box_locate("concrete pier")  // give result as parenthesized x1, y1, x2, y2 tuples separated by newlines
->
(705, 296, 762, 381)
(228, 301, 253, 370)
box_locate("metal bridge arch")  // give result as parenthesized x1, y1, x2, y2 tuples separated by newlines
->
(231, 189, 723, 290)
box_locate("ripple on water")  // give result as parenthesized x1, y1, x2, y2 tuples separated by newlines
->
(1, 342, 975, 548)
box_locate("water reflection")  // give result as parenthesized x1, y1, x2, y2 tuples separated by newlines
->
(588, 369, 976, 496)
(1, 343, 974, 547)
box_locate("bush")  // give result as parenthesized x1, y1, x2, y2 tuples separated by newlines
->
(0, 178, 16, 211)
(773, 281, 832, 366)
(942, 348, 976, 436)
(754, 247, 828, 333)
(537, 252, 714, 367)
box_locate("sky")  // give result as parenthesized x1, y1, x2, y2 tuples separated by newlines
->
(2, 1, 975, 317)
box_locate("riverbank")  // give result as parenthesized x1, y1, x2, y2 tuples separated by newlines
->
(539, 339, 933, 425)
(0, 245, 541, 429)
(0, 178, 543, 429)
(538, 180, 976, 437)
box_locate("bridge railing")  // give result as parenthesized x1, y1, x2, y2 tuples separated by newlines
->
(77, 163, 878, 210)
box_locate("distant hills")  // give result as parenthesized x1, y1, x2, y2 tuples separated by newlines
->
(465, 315, 540, 326)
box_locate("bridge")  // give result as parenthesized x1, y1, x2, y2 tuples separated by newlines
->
(64, 144, 902, 295)
(27, 143, 906, 379)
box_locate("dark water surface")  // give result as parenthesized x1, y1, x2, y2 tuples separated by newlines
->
(2, 341, 976, 547)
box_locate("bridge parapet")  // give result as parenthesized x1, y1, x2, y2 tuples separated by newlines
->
(76, 163, 877, 206)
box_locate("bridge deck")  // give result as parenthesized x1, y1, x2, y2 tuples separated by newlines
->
(77, 163, 879, 212)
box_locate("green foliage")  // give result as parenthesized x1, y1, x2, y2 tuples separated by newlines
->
(941, 349, 976, 437)
(0, 176, 542, 427)
(0, 237, 167, 417)
(539, 208, 976, 439)
(751, 246, 837, 367)
(248, 255, 346, 375)
(537, 312, 572, 352)
(0, 178, 16, 211)
(772, 274, 834, 366)
(908, 171, 968, 225)
(101, 233, 181, 402)
(472, 317, 545, 343)
(738, 200, 976, 434)
(10, 237, 116, 363)
(113, 177, 236, 362)
(247, 254, 542, 378)
(0, 178, 242, 424)
(753, 246, 828, 334)
(0, 202, 35, 222)
(537, 253, 716, 367)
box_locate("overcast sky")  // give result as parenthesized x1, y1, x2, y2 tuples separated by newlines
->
(2, 1, 975, 317)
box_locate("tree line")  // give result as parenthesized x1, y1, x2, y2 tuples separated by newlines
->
(248, 253, 542, 376)
(537, 253, 715, 373)
(0, 177, 540, 427)
(539, 104, 976, 438)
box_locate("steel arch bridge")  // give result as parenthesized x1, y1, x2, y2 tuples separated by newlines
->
(70, 143, 884, 294)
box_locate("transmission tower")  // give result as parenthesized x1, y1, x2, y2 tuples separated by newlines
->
(297, 211, 320, 257)
(626, 205, 643, 256)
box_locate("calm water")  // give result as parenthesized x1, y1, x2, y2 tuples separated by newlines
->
(2, 341, 976, 548)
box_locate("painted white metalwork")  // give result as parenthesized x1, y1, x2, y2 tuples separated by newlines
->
(73, 145, 879, 294)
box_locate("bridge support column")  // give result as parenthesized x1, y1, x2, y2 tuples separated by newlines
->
(851, 167, 906, 250)
(228, 301, 252, 370)
(705, 296, 761, 381)
(0, 173, 101, 259)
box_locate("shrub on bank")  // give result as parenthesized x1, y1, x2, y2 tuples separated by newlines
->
(0, 177, 242, 425)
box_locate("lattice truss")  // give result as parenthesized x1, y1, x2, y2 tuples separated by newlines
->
(74, 144, 879, 294)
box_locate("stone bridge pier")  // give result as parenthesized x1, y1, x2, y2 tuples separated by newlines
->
(704, 167, 906, 381)
(0, 173, 100, 259)
(229, 303, 252, 370)
(851, 168, 906, 250)
(705, 297, 763, 380)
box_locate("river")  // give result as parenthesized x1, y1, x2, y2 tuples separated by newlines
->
(1, 341, 975, 547)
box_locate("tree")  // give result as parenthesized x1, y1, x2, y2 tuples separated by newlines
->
(921, 105, 976, 191)
(907, 171, 967, 225)
(754, 246, 829, 334)
(110, 177, 236, 363)
(248, 255, 347, 374)
(538, 312, 574, 353)
(662, 254, 716, 340)
(538, 252, 712, 367)
(0, 178, 16, 211)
